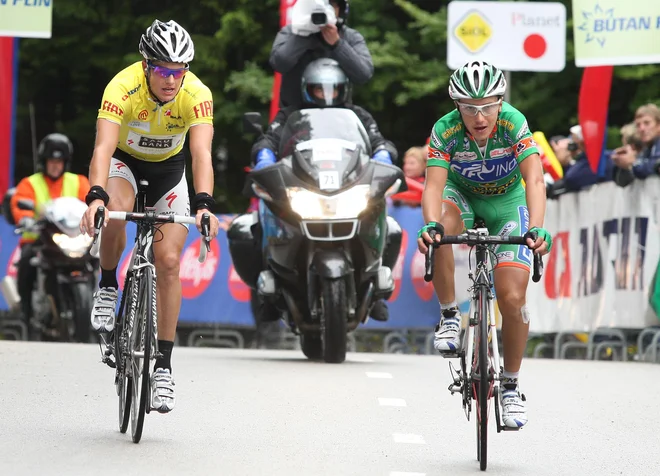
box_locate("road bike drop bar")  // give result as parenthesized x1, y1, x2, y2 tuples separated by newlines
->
(89, 206, 212, 263)
(423, 230, 544, 283)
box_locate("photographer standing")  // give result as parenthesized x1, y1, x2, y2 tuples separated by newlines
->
(270, 0, 373, 108)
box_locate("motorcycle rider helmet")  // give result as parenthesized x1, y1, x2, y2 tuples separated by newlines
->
(139, 19, 195, 64)
(37, 133, 73, 178)
(448, 61, 507, 100)
(301, 58, 350, 108)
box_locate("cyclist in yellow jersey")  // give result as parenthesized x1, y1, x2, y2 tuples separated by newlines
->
(80, 19, 220, 414)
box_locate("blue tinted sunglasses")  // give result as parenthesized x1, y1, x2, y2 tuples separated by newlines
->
(147, 60, 189, 79)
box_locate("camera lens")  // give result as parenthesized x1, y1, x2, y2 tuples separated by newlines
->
(311, 12, 327, 25)
(567, 142, 578, 152)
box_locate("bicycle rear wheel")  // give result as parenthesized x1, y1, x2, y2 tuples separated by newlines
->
(129, 266, 154, 444)
(475, 285, 490, 471)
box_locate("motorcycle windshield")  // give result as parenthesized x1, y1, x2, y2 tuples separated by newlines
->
(279, 108, 371, 192)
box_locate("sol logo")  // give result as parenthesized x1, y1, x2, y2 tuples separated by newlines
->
(228, 265, 250, 302)
(411, 248, 435, 301)
(138, 109, 148, 120)
(180, 237, 220, 299)
(389, 229, 408, 302)
(5, 245, 20, 279)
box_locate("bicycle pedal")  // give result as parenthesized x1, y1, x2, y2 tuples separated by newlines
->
(102, 356, 116, 369)
(448, 383, 463, 394)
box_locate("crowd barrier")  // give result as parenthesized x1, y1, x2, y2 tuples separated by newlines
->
(0, 179, 659, 340)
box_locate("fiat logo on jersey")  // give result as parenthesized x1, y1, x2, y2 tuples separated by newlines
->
(5, 245, 21, 280)
(228, 264, 250, 302)
(411, 248, 435, 301)
(138, 109, 148, 120)
(389, 229, 408, 302)
(180, 237, 220, 299)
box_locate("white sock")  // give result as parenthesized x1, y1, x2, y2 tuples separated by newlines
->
(440, 301, 458, 311)
(502, 370, 519, 388)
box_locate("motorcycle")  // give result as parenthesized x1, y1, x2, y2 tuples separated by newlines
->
(228, 108, 405, 363)
(1, 191, 98, 342)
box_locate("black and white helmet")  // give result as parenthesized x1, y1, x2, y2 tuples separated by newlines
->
(139, 19, 194, 64)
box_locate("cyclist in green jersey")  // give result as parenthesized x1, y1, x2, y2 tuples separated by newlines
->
(416, 61, 552, 428)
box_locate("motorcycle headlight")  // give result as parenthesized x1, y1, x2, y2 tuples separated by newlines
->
(52, 233, 93, 258)
(287, 185, 371, 220)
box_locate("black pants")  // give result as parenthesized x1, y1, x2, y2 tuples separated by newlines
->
(17, 243, 37, 323)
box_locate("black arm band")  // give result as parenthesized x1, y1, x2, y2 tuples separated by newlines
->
(85, 186, 110, 206)
(192, 192, 215, 212)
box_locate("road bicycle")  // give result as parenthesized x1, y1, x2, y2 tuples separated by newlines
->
(424, 220, 543, 471)
(92, 179, 211, 443)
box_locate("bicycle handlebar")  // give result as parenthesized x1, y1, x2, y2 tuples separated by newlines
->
(423, 229, 544, 284)
(89, 206, 211, 263)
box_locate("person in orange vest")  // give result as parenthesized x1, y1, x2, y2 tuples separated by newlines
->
(10, 133, 91, 327)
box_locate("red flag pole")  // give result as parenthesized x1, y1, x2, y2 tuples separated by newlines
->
(269, 0, 297, 122)
(578, 65, 614, 174)
(0, 37, 17, 197)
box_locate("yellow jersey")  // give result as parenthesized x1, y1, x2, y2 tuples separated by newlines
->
(97, 61, 213, 162)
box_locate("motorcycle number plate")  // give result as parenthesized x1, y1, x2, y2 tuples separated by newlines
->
(318, 171, 339, 191)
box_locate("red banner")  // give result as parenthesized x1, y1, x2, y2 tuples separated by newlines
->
(269, 0, 298, 121)
(578, 65, 614, 174)
(0, 37, 17, 197)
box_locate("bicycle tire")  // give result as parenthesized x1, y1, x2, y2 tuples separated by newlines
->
(116, 272, 134, 434)
(129, 266, 154, 444)
(475, 285, 489, 471)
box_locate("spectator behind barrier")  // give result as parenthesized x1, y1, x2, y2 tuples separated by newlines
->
(545, 124, 613, 199)
(612, 103, 660, 187)
(391, 146, 427, 207)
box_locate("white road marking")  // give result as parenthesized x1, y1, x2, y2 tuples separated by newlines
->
(378, 398, 407, 407)
(392, 433, 426, 445)
(366, 371, 392, 379)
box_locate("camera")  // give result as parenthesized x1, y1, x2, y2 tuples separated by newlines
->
(567, 140, 578, 152)
(311, 11, 328, 25)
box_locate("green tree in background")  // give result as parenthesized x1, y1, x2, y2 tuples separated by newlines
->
(13, 0, 660, 212)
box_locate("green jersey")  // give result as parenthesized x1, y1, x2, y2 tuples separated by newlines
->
(427, 102, 539, 196)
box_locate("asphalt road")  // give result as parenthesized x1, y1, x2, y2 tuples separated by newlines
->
(1, 341, 659, 476)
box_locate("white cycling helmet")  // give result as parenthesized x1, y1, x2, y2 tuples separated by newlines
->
(448, 61, 507, 100)
(139, 19, 195, 64)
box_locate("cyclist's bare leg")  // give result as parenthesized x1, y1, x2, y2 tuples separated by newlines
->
(91, 177, 135, 333)
(100, 177, 135, 268)
(152, 223, 187, 342)
(493, 266, 530, 373)
(432, 202, 464, 301)
(493, 265, 530, 428)
(432, 202, 465, 352)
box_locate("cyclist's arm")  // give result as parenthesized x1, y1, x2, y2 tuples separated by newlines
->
(422, 166, 448, 224)
(189, 124, 215, 201)
(89, 119, 121, 193)
(519, 153, 546, 229)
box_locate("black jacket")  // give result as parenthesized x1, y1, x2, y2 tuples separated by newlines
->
(251, 105, 398, 164)
(269, 25, 374, 109)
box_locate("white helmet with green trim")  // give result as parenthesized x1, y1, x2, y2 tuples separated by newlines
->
(448, 61, 507, 100)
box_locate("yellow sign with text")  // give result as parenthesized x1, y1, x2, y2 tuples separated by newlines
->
(454, 11, 492, 53)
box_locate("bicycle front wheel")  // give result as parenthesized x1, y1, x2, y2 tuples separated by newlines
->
(475, 285, 490, 471)
(116, 272, 135, 434)
(129, 266, 155, 444)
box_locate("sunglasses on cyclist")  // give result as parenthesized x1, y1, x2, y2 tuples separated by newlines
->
(456, 99, 502, 117)
(147, 61, 189, 79)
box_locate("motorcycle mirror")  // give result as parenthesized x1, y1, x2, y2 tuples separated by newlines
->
(243, 112, 264, 135)
(17, 199, 35, 211)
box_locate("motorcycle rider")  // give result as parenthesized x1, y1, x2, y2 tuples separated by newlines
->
(10, 133, 91, 329)
(251, 57, 398, 322)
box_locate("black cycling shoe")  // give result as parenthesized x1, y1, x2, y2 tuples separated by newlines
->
(369, 299, 389, 322)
